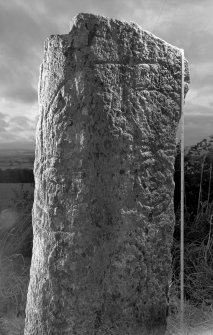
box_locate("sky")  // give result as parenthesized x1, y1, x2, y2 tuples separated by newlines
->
(0, 0, 212, 150)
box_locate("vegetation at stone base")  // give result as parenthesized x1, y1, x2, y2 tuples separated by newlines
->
(166, 295, 213, 334)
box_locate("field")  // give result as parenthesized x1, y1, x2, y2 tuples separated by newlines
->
(0, 183, 34, 210)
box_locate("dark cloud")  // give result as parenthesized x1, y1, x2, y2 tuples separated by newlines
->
(0, 114, 36, 146)
(0, 112, 8, 120)
(0, 64, 37, 103)
(10, 86, 37, 104)
(190, 72, 213, 91)
(185, 114, 213, 145)
(8, 116, 36, 134)
(8, 126, 26, 133)
(0, 1, 58, 56)
(0, 119, 9, 127)
(185, 103, 212, 115)
(0, 119, 9, 132)
(184, 31, 213, 64)
(10, 116, 31, 127)
(0, 4, 42, 59)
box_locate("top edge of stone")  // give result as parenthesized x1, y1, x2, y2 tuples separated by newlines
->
(69, 12, 184, 53)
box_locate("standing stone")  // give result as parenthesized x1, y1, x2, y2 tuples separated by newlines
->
(24, 13, 189, 335)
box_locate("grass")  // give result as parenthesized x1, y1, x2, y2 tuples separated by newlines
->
(167, 298, 213, 334)
(0, 315, 25, 335)
(167, 241, 213, 334)
(0, 184, 34, 209)
(0, 184, 32, 335)
(0, 243, 31, 335)
(168, 152, 213, 334)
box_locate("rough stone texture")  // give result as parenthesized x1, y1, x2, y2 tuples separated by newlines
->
(24, 13, 189, 335)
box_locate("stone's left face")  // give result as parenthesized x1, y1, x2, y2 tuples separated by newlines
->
(24, 12, 189, 335)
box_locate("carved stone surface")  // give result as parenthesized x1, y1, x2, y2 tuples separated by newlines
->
(24, 13, 189, 335)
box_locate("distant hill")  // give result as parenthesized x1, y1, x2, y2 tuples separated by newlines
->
(0, 141, 35, 150)
(185, 135, 213, 161)
(0, 149, 34, 170)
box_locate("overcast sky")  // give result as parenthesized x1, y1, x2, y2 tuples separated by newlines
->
(0, 0, 212, 149)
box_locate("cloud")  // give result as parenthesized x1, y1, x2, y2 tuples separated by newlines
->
(10, 116, 33, 128)
(185, 102, 213, 115)
(0, 113, 10, 132)
(6, 116, 36, 142)
(0, 119, 9, 132)
(0, 64, 37, 103)
(191, 74, 213, 94)
(185, 62, 213, 110)
(188, 63, 213, 102)
(184, 114, 213, 146)
(0, 3, 41, 59)
(0, 104, 37, 144)
(0, 132, 17, 143)
(0, 0, 212, 149)
(185, 87, 213, 109)
(0, 112, 8, 120)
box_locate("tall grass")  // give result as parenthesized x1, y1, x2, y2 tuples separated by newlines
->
(0, 184, 33, 334)
(0, 231, 31, 334)
(169, 152, 213, 334)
